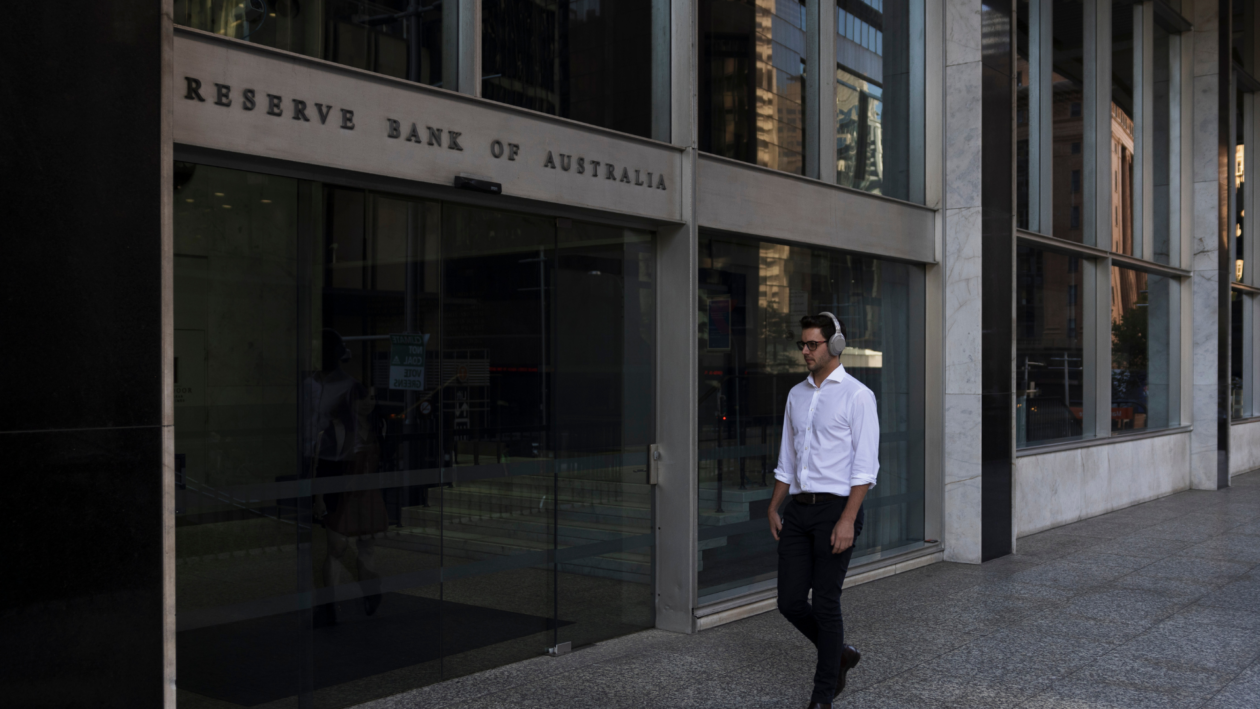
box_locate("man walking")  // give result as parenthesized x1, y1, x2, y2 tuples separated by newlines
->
(768, 313, 879, 708)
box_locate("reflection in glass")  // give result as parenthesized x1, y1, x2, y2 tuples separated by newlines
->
(1051, 0, 1086, 243)
(174, 0, 448, 88)
(1237, 91, 1246, 282)
(1111, 266, 1173, 434)
(836, 0, 916, 199)
(481, 0, 660, 138)
(1016, 246, 1085, 448)
(174, 165, 656, 708)
(1233, 291, 1245, 418)
(700, 0, 808, 174)
(696, 234, 924, 603)
(1153, 23, 1173, 264)
(1111, 0, 1135, 255)
(1016, 0, 1031, 230)
(174, 163, 307, 707)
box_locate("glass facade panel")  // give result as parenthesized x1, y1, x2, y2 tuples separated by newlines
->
(173, 163, 305, 708)
(175, 0, 448, 88)
(1233, 291, 1245, 419)
(696, 233, 924, 603)
(481, 0, 662, 139)
(1016, 246, 1086, 448)
(1111, 265, 1174, 434)
(1111, 0, 1136, 255)
(1016, 0, 1031, 231)
(1153, 23, 1174, 265)
(700, 0, 808, 174)
(174, 164, 655, 707)
(1236, 90, 1247, 282)
(1051, 0, 1086, 243)
(835, 0, 917, 200)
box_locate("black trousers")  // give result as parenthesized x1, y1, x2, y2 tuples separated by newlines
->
(777, 497, 864, 704)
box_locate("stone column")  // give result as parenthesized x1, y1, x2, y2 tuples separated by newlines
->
(943, 0, 985, 563)
(0, 1, 174, 706)
(1191, 0, 1231, 490)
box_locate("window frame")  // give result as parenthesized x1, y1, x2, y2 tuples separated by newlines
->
(1014, 0, 1194, 455)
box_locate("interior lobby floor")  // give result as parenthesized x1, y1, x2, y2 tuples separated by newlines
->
(353, 470, 1260, 708)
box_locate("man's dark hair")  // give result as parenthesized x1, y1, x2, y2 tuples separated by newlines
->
(800, 314, 846, 340)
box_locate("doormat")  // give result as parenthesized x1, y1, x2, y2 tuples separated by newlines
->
(177, 593, 570, 706)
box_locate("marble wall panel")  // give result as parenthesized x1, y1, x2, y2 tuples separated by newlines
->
(1191, 0, 1220, 79)
(944, 63, 983, 210)
(1015, 433, 1191, 537)
(1192, 273, 1220, 386)
(1160, 433, 1193, 493)
(944, 476, 983, 563)
(1079, 445, 1112, 519)
(1192, 448, 1219, 488)
(1192, 180, 1221, 272)
(944, 207, 983, 394)
(945, 0, 981, 67)
(1014, 448, 1083, 537)
(1230, 420, 1260, 475)
(945, 393, 982, 484)
(1192, 77, 1221, 185)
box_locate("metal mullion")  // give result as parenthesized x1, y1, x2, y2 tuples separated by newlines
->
(1110, 250, 1192, 278)
(1136, 2, 1155, 262)
(1031, 0, 1053, 233)
(1083, 254, 1113, 439)
(1245, 293, 1256, 418)
(1017, 229, 1194, 279)
(1230, 84, 1240, 285)
(1178, 27, 1194, 270)
(1245, 91, 1257, 285)
(650, 0, 671, 142)
(1249, 293, 1260, 418)
(1084, 0, 1111, 250)
(924, 0, 943, 209)
(816, 0, 837, 184)
(654, 0, 699, 632)
(1169, 29, 1185, 269)
(456, 0, 480, 96)
(909, 0, 926, 204)
(1017, 229, 1113, 260)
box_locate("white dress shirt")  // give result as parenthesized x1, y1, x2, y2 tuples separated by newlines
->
(773, 364, 880, 496)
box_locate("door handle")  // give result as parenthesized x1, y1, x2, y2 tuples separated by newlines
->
(646, 444, 661, 485)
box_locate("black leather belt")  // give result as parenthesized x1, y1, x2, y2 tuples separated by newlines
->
(793, 492, 845, 505)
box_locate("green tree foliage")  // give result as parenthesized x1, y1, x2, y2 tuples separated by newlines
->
(1112, 298, 1148, 373)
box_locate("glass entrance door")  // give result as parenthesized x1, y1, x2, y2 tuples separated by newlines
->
(173, 164, 656, 708)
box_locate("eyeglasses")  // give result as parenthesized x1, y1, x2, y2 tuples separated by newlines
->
(796, 340, 827, 352)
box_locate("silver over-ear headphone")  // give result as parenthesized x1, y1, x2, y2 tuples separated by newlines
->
(818, 312, 846, 356)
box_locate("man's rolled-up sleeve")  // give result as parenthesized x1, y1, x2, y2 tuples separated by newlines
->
(849, 390, 880, 489)
(773, 398, 796, 486)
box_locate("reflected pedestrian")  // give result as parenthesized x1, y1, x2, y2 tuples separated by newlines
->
(767, 313, 880, 709)
(307, 329, 389, 627)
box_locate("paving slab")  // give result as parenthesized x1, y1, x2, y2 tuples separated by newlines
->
(356, 470, 1260, 709)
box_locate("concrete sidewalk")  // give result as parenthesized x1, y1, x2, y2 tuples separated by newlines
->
(360, 471, 1260, 708)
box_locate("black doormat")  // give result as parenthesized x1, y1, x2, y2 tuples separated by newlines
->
(177, 593, 569, 706)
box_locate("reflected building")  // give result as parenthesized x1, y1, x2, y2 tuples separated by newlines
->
(700, 0, 808, 174)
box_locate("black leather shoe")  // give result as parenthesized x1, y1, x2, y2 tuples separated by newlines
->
(836, 644, 861, 695)
(805, 703, 831, 709)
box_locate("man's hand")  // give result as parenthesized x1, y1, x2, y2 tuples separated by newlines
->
(831, 518, 855, 554)
(766, 480, 790, 541)
(769, 510, 784, 541)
